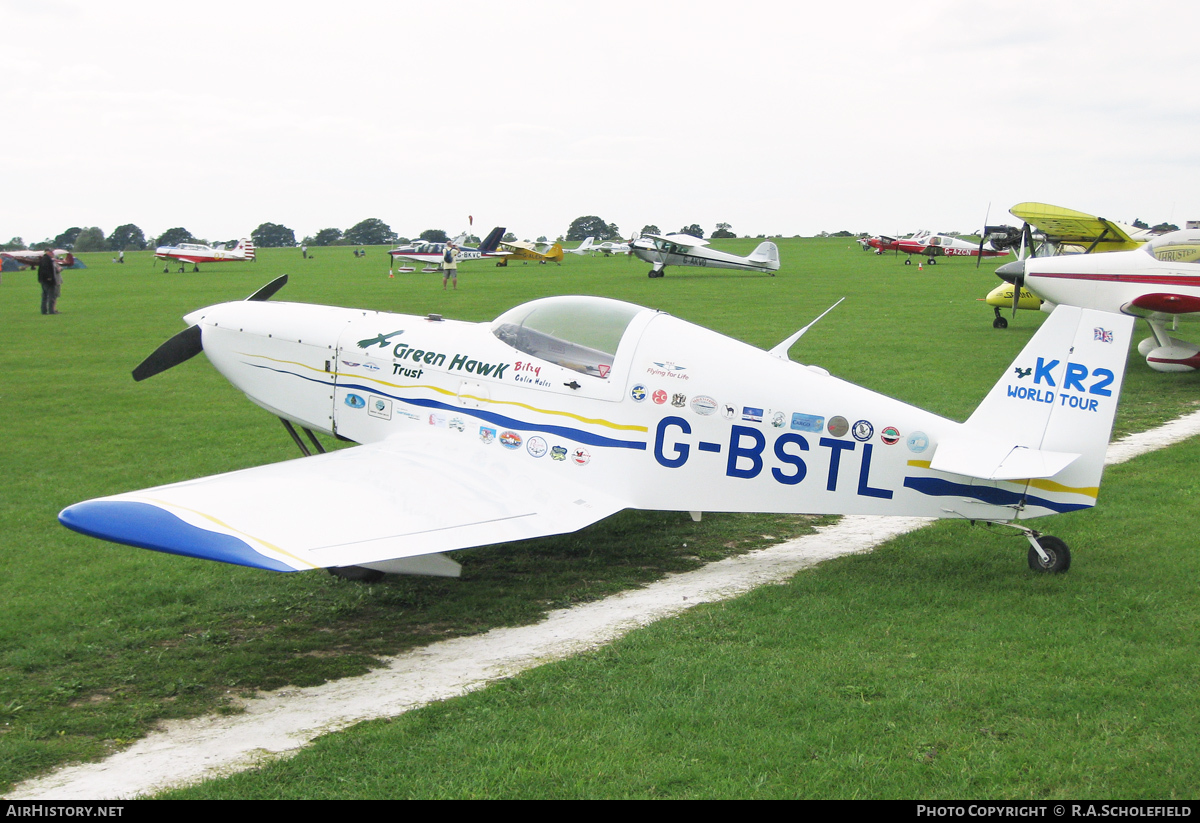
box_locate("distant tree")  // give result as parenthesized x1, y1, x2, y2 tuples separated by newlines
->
(309, 228, 341, 246)
(678, 224, 704, 239)
(1152, 222, 1179, 234)
(251, 222, 297, 248)
(503, 232, 517, 242)
(711, 222, 736, 239)
(106, 223, 146, 251)
(536, 235, 547, 243)
(831, 230, 854, 237)
(567, 215, 614, 241)
(640, 224, 660, 237)
(156, 227, 195, 247)
(2, 236, 24, 251)
(344, 218, 397, 246)
(607, 222, 620, 239)
(52, 227, 82, 250)
(73, 227, 107, 252)
(1133, 218, 1149, 229)
(418, 229, 450, 243)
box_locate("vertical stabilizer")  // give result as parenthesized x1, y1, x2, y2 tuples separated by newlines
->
(930, 306, 1133, 513)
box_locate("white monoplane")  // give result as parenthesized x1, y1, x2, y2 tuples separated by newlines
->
(997, 229, 1200, 372)
(156, 238, 256, 273)
(60, 278, 1132, 579)
(632, 234, 780, 277)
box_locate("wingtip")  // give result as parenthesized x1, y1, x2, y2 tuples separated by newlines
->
(59, 499, 298, 572)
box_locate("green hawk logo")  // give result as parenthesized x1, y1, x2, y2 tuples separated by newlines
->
(358, 330, 405, 349)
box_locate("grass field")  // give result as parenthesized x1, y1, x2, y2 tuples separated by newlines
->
(3, 239, 1199, 797)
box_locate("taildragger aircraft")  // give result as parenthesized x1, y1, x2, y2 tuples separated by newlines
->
(59, 279, 1133, 580)
(632, 234, 780, 277)
(155, 238, 255, 273)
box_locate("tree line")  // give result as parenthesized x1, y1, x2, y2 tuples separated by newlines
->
(7, 218, 416, 252)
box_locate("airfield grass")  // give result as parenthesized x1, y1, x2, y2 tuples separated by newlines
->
(2, 239, 1199, 796)
(162, 440, 1200, 799)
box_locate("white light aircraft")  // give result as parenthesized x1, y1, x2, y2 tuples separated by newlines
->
(156, 238, 256, 272)
(565, 237, 595, 256)
(59, 277, 1133, 579)
(389, 227, 507, 272)
(593, 239, 632, 256)
(632, 234, 780, 277)
(996, 229, 1200, 372)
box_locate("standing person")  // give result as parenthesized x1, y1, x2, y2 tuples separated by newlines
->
(118, 249, 125, 264)
(37, 248, 61, 315)
(301, 244, 307, 259)
(442, 242, 458, 290)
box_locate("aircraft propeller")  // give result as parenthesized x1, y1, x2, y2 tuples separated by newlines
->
(132, 275, 288, 381)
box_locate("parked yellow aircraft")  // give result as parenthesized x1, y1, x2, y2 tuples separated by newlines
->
(496, 239, 564, 265)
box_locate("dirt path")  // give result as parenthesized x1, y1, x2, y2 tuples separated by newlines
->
(12, 411, 1200, 800)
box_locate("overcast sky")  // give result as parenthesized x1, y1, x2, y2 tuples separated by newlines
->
(3, 0, 1197, 245)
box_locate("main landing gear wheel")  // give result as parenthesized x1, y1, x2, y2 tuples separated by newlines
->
(1027, 536, 1071, 574)
(904, 258, 912, 265)
(328, 565, 385, 583)
(648, 270, 664, 278)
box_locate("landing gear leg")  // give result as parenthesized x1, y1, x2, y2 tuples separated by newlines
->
(992, 307, 1008, 329)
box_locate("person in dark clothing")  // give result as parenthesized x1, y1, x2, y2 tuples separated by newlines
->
(37, 249, 61, 315)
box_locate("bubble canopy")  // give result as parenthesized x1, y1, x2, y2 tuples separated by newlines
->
(491, 296, 647, 377)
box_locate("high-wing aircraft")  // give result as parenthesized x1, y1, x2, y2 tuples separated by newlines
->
(496, 238, 565, 265)
(984, 202, 1157, 328)
(859, 234, 905, 254)
(389, 227, 507, 272)
(996, 229, 1200, 372)
(632, 234, 780, 277)
(0, 249, 86, 272)
(156, 238, 256, 273)
(60, 278, 1133, 579)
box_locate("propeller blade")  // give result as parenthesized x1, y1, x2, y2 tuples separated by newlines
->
(1011, 274, 1023, 318)
(132, 324, 203, 382)
(977, 204, 990, 268)
(247, 274, 288, 302)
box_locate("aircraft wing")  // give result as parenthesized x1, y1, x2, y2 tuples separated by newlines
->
(1009, 202, 1147, 251)
(59, 433, 630, 573)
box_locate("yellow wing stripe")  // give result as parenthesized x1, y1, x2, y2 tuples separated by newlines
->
(144, 497, 320, 570)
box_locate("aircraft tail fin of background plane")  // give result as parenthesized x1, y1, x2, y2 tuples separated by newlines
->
(236, 238, 256, 259)
(931, 306, 1133, 497)
(747, 241, 780, 269)
(478, 226, 505, 254)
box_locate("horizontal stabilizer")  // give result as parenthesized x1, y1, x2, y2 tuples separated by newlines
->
(930, 436, 1079, 481)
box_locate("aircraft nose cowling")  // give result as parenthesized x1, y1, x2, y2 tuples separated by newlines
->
(995, 259, 1026, 284)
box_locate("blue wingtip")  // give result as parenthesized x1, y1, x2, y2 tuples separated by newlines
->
(59, 500, 298, 572)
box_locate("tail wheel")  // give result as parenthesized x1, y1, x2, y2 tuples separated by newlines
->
(1028, 536, 1071, 573)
